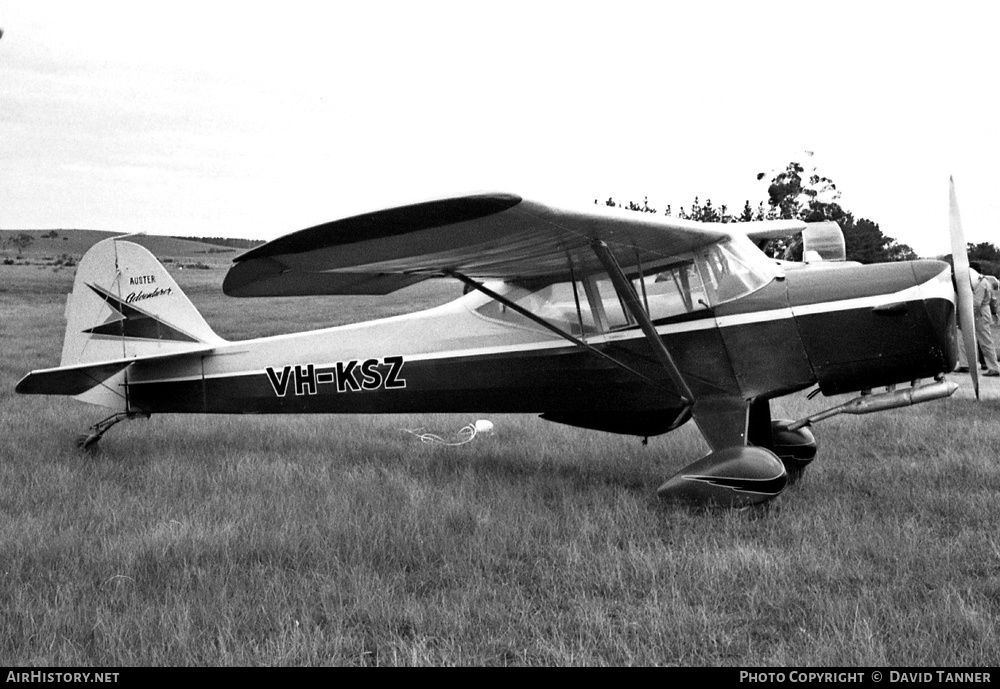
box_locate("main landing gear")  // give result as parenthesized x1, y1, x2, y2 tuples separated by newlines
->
(656, 400, 818, 508)
(76, 412, 149, 452)
(767, 421, 817, 484)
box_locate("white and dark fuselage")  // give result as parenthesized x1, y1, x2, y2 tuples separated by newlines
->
(122, 259, 957, 438)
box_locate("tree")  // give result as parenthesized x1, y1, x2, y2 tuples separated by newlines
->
(609, 153, 917, 263)
(677, 197, 734, 223)
(739, 200, 766, 222)
(968, 242, 1000, 263)
(838, 213, 917, 264)
(627, 197, 657, 214)
(760, 159, 916, 263)
(968, 241, 1000, 278)
(838, 215, 884, 264)
(5, 233, 34, 258)
(761, 161, 845, 222)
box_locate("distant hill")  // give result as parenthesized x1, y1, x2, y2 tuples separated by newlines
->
(0, 229, 265, 260)
(178, 236, 265, 250)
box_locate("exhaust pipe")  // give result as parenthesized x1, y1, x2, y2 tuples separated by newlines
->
(777, 378, 958, 432)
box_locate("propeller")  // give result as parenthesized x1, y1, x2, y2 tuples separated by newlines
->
(949, 176, 979, 399)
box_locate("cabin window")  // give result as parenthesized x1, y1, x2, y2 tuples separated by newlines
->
(643, 260, 710, 319)
(590, 277, 634, 330)
(474, 280, 594, 335)
(472, 234, 779, 335)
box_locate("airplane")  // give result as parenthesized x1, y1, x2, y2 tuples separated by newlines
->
(14, 181, 978, 507)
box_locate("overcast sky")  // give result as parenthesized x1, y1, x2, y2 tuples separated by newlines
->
(3, 1, 999, 257)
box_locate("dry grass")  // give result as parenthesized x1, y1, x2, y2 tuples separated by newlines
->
(1, 259, 998, 666)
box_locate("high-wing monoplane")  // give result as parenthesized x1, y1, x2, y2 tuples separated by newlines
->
(16, 184, 974, 507)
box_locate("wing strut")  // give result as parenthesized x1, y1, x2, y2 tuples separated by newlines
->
(444, 270, 679, 396)
(590, 240, 695, 406)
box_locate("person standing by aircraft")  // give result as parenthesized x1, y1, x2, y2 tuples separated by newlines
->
(976, 272, 998, 369)
(985, 273, 999, 322)
(957, 261, 1000, 377)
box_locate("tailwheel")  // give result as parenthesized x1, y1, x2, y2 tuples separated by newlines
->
(770, 420, 817, 484)
(76, 412, 150, 452)
(76, 432, 101, 452)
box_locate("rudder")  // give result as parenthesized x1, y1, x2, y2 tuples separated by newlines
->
(61, 238, 225, 368)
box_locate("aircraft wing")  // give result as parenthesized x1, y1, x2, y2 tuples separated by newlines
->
(224, 193, 759, 297)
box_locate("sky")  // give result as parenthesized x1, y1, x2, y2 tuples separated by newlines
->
(3, 1, 999, 257)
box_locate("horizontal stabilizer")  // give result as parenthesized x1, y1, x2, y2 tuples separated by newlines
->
(15, 346, 215, 396)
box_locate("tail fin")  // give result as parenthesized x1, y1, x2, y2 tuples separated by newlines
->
(61, 238, 225, 367)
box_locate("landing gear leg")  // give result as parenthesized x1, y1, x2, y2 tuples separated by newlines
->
(76, 412, 150, 452)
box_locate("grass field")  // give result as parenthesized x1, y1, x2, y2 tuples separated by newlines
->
(1, 242, 999, 666)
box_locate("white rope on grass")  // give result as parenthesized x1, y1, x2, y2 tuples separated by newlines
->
(402, 419, 494, 446)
